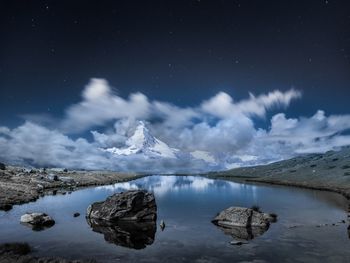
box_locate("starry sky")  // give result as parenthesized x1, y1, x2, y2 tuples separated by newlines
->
(1, 1, 350, 171)
(1, 0, 350, 127)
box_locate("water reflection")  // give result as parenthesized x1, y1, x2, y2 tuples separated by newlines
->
(87, 218, 156, 250)
(95, 175, 254, 196)
(1, 175, 348, 262)
(20, 222, 55, 232)
(214, 224, 270, 241)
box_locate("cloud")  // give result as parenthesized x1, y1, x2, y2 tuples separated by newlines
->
(240, 110, 350, 164)
(201, 89, 301, 118)
(0, 121, 211, 172)
(0, 121, 113, 170)
(62, 78, 151, 133)
(1, 78, 350, 172)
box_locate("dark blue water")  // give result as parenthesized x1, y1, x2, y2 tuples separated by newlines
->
(0, 175, 349, 262)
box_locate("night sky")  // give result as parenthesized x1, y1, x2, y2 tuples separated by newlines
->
(1, 0, 350, 128)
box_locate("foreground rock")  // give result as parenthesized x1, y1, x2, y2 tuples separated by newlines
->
(87, 218, 156, 249)
(0, 242, 96, 263)
(87, 190, 157, 222)
(20, 212, 55, 231)
(212, 207, 276, 240)
(86, 190, 157, 249)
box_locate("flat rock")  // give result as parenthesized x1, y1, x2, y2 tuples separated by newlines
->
(20, 213, 55, 230)
(212, 207, 275, 228)
(86, 190, 157, 222)
(212, 207, 277, 240)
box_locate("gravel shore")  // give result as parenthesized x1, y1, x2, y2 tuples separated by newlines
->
(0, 165, 141, 211)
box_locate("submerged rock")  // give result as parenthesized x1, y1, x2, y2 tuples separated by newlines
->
(20, 213, 55, 231)
(212, 206, 277, 240)
(0, 163, 6, 170)
(86, 190, 157, 222)
(74, 212, 80, 217)
(87, 218, 156, 249)
(0, 242, 97, 263)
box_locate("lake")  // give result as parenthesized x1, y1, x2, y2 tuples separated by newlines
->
(0, 175, 350, 262)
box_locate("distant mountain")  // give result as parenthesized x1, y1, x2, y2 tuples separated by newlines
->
(104, 121, 219, 168)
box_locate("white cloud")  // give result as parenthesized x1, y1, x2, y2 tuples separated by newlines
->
(242, 110, 350, 161)
(201, 89, 301, 118)
(1, 78, 350, 172)
(62, 79, 151, 133)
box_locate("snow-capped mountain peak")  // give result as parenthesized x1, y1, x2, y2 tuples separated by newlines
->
(105, 121, 178, 158)
(126, 121, 156, 148)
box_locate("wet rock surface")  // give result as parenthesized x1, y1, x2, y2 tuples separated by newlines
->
(86, 190, 157, 222)
(212, 207, 277, 240)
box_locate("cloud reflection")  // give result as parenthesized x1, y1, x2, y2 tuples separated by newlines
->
(95, 175, 245, 196)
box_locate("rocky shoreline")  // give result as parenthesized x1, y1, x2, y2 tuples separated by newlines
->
(207, 147, 350, 200)
(0, 164, 142, 211)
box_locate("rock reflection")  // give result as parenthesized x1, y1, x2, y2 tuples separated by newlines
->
(20, 223, 54, 232)
(87, 218, 156, 250)
(214, 225, 270, 241)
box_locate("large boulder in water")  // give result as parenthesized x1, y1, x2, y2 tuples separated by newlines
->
(86, 190, 157, 222)
(212, 207, 276, 240)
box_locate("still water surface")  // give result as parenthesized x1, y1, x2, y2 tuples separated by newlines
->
(0, 175, 349, 262)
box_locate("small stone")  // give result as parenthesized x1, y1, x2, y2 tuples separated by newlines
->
(160, 220, 165, 231)
(73, 212, 80, 217)
(0, 162, 6, 170)
(230, 240, 248, 246)
(0, 204, 13, 211)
